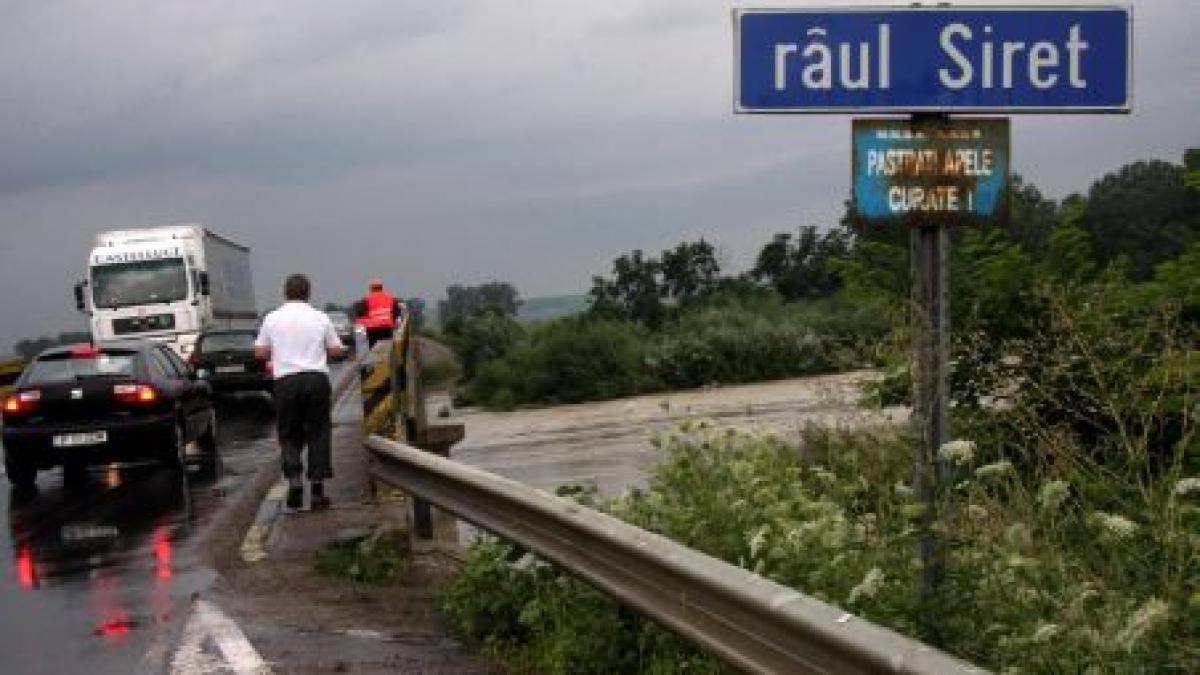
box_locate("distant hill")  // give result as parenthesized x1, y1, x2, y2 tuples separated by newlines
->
(517, 294, 588, 323)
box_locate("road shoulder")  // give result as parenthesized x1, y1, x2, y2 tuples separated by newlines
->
(204, 382, 492, 673)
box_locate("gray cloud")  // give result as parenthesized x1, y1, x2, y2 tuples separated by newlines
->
(0, 0, 1197, 353)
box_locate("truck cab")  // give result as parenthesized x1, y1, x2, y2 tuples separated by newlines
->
(75, 225, 256, 360)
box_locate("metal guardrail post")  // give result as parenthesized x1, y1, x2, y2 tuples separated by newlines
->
(360, 317, 463, 541)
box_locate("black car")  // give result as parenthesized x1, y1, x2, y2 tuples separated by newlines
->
(1, 342, 217, 488)
(325, 310, 358, 359)
(191, 329, 272, 393)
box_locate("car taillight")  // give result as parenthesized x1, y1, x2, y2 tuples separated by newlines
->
(113, 383, 158, 404)
(70, 343, 99, 358)
(2, 390, 39, 416)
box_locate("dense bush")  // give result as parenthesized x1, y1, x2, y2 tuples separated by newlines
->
(443, 412, 1198, 673)
(468, 318, 650, 407)
(441, 271, 1198, 672)
(461, 295, 886, 409)
(444, 308, 524, 381)
(647, 304, 851, 389)
(439, 537, 721, 674)
(438, 150, 1200, 671)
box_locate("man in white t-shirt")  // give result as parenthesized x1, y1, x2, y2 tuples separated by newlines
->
(255, 274, 346, 510)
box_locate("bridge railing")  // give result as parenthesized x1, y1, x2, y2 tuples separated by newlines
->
(0, 358, 26, 399)
(360, 320, 983, 675)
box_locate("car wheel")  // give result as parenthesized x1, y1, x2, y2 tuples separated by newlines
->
(197, 409, 219, 478)
(168, 419, 189, 472)
(5, 457, 36, 490)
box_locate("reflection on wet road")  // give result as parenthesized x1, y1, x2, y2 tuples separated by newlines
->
(0, 393, 278, 674)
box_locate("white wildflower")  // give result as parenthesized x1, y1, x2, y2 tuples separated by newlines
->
(1091, 511, 1139, 539)
(938, 439, 977, 466)
(1173, 477, 1200, 497)
(847, 567, 885, 605)
(1038, 480, 1071, 510)
(1031, 623, 1061, 643)
(748, 526, 770, 559)
(1115, 598, 1169, 651)
(975, 461, 1015, 479)
(967, 504, 989, 521)
(1005, 522, 1033, 549)
(811, 467, 837, 484)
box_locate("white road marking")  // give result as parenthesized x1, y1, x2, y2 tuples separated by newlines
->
(240, 481, 286, 563)
(171, 600, 271, 674)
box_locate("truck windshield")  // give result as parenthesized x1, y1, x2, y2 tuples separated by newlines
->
(92, 259, 189, 309)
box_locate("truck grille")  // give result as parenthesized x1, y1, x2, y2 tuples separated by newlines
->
(113, 314, 175, 335)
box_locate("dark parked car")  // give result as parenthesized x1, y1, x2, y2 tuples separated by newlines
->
(1, 342, 217, 488)
(191, 329, 272, 393)
(325, 310, 358, 359)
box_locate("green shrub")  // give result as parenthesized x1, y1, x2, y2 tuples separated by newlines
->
(446, 308, 524, 381)
(468, 318, 651, 407)
(314, 529, 409, 585)
(645, 296, 884, 391)
(443, 418, 1198, 673)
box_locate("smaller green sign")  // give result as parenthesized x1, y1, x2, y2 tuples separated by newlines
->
(852, 118, 1010, 227)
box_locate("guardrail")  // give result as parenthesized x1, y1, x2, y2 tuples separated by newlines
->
(0, 358, 26, 398)
(362, 320, 983, 674)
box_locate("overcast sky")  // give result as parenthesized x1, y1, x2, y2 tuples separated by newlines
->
(0, 1, 1196, 353)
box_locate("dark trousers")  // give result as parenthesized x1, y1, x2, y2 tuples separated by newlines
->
(365, 326, 392, 348)
(274, 371, 333, 481)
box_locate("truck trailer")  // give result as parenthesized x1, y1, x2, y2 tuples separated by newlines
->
(74, 225, 256, 359)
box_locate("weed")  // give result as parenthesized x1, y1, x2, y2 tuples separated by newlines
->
(314, 528, 409, 585)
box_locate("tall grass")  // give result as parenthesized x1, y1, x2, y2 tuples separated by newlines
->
(440, 287, 1198, 672)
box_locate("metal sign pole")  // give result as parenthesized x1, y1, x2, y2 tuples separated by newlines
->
(909, 154, 950, 596)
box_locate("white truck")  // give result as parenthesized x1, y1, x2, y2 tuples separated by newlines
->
(74, 225, 257, 359)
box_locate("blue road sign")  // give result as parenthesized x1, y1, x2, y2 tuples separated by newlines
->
(735, 6, 1131, 113)
(852, 118, 1010, 226)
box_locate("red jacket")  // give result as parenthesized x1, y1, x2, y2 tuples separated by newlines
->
(358, 290, 397, 330)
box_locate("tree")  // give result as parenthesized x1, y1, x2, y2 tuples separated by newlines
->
(13, 331, 91, 359)
(447, 307, 524, 381)
(438, 282, 522, 329)
(1185, 148, 1200, 190)
(588, 240, 724, 329)
(404, 297, 426, 330)
(1080, 157, 1200, 279)
(659, 239, 721, 304)
(750, 226, 850, 300)
(1003, 174, 1060, 256)
(588, 249, 665, 328)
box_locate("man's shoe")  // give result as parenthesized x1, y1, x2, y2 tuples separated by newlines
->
(310, 481, 330, 510)
(286, 485, 303, 510)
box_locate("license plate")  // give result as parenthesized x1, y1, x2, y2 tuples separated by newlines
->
(53, 431, 107, 447)
(216, 364, 246, 373)
(61, 524, 120, 542)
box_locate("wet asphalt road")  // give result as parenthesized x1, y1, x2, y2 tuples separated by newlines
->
(0, 392, 281, 675)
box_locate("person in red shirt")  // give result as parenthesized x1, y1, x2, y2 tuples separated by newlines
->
(354, 279, 405, 347)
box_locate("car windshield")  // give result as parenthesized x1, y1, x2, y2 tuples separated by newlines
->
(326, 311, 350, 329)
(199, 332, 256, 352)
(92, 258, 188, 309)
(25, 352, 137, 384)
